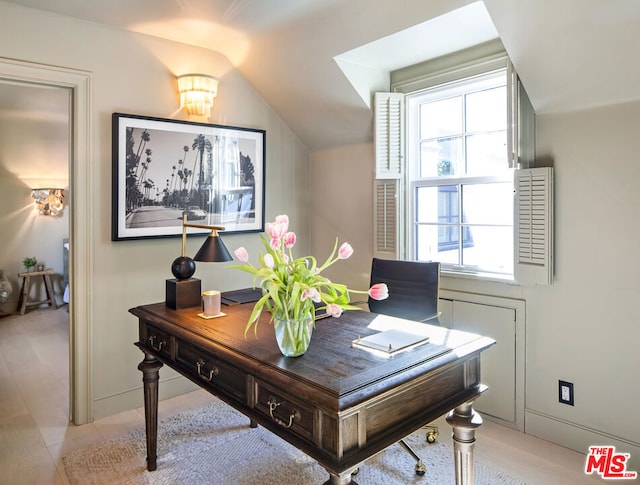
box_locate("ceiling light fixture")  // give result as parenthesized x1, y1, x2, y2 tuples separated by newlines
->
(177, 73, 219, 117)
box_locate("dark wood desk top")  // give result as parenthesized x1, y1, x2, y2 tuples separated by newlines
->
(131, 302, 493, 409)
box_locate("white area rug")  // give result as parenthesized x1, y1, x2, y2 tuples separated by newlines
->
(63, 398, 524, 484)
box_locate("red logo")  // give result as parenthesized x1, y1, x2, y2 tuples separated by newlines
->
(585, 446, 637, 479)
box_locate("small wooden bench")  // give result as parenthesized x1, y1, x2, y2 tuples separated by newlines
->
(17, 269, 58, 314)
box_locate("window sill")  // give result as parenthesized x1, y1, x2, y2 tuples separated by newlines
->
(441, 269, 518, 285)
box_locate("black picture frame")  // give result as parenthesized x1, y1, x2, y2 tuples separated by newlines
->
(112, 113, 265, 240)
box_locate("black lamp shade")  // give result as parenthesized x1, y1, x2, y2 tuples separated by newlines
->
(194, 235, 232, 262)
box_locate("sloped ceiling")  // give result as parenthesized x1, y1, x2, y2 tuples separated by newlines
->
(4, 0, 640, 152)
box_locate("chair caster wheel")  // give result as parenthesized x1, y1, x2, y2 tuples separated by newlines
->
(351, 467, 359, 476)
(425, 425, 439, 443)
(415, 460, 426, 476)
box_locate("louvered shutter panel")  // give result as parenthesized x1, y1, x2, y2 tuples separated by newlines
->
(514, 167, 553, 285)
(374, 92, 404, 179)
(373, 179, 399, 259)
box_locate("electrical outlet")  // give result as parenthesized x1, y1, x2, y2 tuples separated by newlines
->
(559, 380, 574, 406)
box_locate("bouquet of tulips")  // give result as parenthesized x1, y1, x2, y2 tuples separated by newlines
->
(231, 215, 389, 343)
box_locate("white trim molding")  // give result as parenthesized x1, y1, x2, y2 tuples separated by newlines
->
(0, 57, 94, 424)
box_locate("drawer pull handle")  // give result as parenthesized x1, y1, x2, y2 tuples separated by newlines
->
(148, 335, 165, 352)
(267, 396, 300, 429)
(196, 359, 218, 382)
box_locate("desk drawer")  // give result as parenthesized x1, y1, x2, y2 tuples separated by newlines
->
(254, 381, 315, 442)
(142, 323, 173, 360)
(175, 339, 247, 402)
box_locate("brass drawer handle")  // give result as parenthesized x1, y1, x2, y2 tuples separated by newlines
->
(267, 396, 300, 429)
(148, 335, 165, 352)
(196, 359, 218, 382)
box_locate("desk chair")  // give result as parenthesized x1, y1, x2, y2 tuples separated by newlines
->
(368, 257, 441, 323)
(368, 257, 441, 476)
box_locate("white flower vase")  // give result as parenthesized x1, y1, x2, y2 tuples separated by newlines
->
(273, 312, 313, 357)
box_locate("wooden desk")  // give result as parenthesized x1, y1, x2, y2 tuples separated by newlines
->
(131, 302, 495, 484)
(17, 269, 58, 314)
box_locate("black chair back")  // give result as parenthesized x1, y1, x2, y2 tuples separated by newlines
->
(368, 258, 440, 324)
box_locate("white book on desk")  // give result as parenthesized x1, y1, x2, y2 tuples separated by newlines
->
(352, 328, 430, 355)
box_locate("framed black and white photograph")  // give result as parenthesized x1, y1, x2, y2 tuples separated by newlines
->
(112, 113, 265, 240)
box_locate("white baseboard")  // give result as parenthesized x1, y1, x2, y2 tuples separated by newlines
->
(525, 409, 640, 474)
(92, 375, 199, 421)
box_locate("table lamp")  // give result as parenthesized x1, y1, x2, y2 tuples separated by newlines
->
(166, 215, 232, 309)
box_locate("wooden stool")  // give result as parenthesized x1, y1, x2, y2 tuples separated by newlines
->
(17, 269, 59, 315)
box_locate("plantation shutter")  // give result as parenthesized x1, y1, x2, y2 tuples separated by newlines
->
(374, 92, 404, 179)
(373, 179, 399, 259)
(514, 167, 553, 285)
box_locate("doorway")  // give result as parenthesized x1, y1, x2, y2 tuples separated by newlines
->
(0, 58, 92, 424)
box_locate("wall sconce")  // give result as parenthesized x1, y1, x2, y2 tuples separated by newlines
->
(31, 188, 64, 216)
(166, 215, 232, 309)
(177, 73, 219, 117)
(0, 270, 12, 306)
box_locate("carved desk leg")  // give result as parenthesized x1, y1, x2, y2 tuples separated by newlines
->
(138, 351, 163, 471)
(323, 469, 359, 485)
(446, 400, 483, 485)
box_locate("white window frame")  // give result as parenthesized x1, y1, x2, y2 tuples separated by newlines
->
(405, 68, 513, 277)
(374, 43, 553, 285)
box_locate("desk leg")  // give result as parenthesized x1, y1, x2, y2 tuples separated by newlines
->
(446, 401, 483, 485)
(323, 470, 358, 485)
(138, 351, 163, 471)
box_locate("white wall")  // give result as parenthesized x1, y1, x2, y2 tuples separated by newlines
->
(0, 2, 310, 419)
(310, 143, 374, 294)
(310, 103, 640, 468)
(525, 100, 640, 469)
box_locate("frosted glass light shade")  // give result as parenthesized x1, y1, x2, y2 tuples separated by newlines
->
(177, 74, 219, 117)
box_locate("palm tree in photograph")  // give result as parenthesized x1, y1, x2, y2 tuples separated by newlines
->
(137, 148, 152, 192)
(191, 134, 212, 210)
(133, 130, 150, 179)
(125, 127, 151, 214)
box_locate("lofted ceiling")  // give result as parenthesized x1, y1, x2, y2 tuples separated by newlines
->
(3, 0, 640, 152)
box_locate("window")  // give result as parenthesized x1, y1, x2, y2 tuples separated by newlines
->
(407, 69, 514, 276)
(375, 44, 552, 284)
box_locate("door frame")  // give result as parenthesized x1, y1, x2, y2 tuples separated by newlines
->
(0, 57, 93, 424)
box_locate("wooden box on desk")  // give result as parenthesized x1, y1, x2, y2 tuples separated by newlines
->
(166, 278, 201, 309)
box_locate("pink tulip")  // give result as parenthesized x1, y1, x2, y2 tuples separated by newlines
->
(264, 253, 275, 269)
(274, 214, 289, 232)
(266, 222, 286, 240)
(368, 283, 389, 301)
(301, 288, 321, 303)
(270, 238, 280, 251)
(338, 242, 353, 260)
(234, 247, 249, 262)
(283, 231, 296, 249)
(326, 303, 343, 318)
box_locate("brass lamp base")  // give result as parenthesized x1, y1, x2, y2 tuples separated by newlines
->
(166, 278, 201, 309)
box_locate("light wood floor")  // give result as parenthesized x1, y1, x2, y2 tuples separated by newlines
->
(0, 307, 606, 485)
